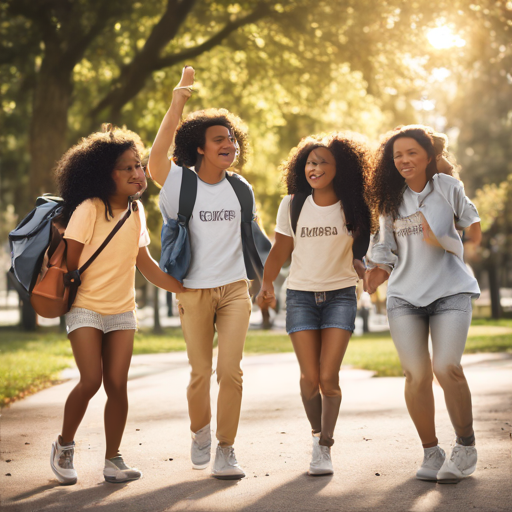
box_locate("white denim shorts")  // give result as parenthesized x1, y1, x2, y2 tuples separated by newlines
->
(65, 307, 137, 334)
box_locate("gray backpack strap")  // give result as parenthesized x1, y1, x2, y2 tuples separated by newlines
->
(178, 166, 198, 226)
(225, 172, 253, 222)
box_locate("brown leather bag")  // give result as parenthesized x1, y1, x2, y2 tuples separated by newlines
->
(30, 227, 70, 318)
(30, 203, 135, 319)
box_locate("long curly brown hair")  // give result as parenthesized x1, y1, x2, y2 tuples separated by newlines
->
(55, 125, 145, 224)
(173, 108, 249, 169)
(282, 132, 371, 235)
(369, 125, 456, 223)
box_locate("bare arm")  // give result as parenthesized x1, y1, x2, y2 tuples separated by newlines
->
(66, 239, 84, 272)
(136, 246, 186, 294)
(148, 66, 195, 187)
(256, 233, 294, 307)
(464, 221, 482, 247)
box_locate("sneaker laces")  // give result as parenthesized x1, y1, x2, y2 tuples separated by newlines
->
(58, 446, 74, 469)
(220, 446, 237, 465)
(319, 445, 331, 462)
(423, 448, 440, 466)
(449, 445, 468, 469)
(109, 456, 130, 470)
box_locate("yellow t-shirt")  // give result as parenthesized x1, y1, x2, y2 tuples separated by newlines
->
(64, 198, 150, 315)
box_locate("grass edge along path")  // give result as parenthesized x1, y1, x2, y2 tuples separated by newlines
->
(1, 318, 511, 406)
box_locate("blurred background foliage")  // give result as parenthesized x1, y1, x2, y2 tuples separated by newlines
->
(1, 0, 512, 316)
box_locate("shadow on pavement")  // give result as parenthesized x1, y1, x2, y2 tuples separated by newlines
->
(3, 477, 239, 512)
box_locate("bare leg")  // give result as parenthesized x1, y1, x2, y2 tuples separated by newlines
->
(290, 330, 322, 434)
(102, 329, 135, 459)
(61, 328, 103, 443)
(318, 328, 352, 446)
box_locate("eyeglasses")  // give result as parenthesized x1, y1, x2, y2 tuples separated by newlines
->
(115, 163, 149, 178)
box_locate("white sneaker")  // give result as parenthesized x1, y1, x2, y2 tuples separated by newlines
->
(50, 437, 77, 485)
(308, 435, 334, 476)
(103, 456, 142, 483)
(211, 444, 245, 480)
(416, 445, 446, 481)
(191, 424, 211, 470)
(437, 444, 477, 484)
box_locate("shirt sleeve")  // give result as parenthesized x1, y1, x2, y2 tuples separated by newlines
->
(366, 214, 398, 274)
(64, 200, 96, 245)
(136, 201, 150, 247)
(452, 180, 481, 228)
(159, 162, 182, 221)
(274, 195, 293, 237)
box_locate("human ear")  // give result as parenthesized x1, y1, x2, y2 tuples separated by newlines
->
(197, 147, 204, 155)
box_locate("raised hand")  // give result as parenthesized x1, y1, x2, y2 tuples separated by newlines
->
(173, 66, 195, 101)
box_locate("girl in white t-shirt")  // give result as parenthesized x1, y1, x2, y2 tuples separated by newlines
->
(258, 132, 371, 475)
(50, 126, 184, 486)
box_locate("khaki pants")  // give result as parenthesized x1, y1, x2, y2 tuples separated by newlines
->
(177, 280, 252, 446)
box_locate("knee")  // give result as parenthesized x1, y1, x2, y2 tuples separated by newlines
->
(404, 368, 432, 390)
(78, 376, 102, 398)
(103, 377, 127, 398)
(189, 364, 213, 388)
(216, 363, 243, 386)
(319, 372, 341, 397)
(300, 373, 320, 399)
(433, 363, 465, 384)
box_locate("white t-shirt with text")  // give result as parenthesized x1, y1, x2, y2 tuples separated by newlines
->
(159, 163, 248, 289)
(275, 194, 358, 292)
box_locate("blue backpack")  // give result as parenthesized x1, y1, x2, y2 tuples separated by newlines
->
(9, 195, 64, 296)
(160, 167, 271, 283)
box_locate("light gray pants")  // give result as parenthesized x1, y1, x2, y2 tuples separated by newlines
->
(387, 293, 475, 447)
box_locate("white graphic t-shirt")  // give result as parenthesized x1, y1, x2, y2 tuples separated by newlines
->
(275, 195, 358, 292)
(159, 163, 248, 289)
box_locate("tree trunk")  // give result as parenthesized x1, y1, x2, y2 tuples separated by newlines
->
(153, 285, 162, 334)
(29, 61, 73, 198)
(487, 259, 502, 319)
(20, 297, 37, 331)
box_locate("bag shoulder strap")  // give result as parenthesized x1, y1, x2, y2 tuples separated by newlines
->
(290, 192, 309, 234)
(178, 166, 198, 226)
(225, 172, 253, 223)
(78, 201, 134, 275)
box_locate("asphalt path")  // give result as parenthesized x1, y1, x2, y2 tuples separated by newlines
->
(1, 350, 511, 512)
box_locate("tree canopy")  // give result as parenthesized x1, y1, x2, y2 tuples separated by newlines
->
(1, 0, 511, 233)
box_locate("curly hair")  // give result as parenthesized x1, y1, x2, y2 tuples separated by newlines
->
(55, 124, 145, 224)
(173, 108, 249, 169)
(368, 125, 457, 222)
(282, 132, 371, 235)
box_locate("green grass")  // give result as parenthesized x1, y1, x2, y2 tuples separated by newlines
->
(1, 319, 512, 405)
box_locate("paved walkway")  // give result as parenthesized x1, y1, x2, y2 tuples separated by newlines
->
(1, 349, 511, 512)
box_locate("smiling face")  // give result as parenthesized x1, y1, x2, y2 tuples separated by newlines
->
(392, 137, 431, 185)
(305, 147, 336, 191)
(111, 149, 146, 201)
(197, 125, 237, 170)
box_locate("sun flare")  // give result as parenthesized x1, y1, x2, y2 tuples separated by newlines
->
(427, 26, 466, 49)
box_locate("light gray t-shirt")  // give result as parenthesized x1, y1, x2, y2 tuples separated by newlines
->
(159, 163, 249, 289)
(275, 195, 358, 292)
(369, 173, 480, 307)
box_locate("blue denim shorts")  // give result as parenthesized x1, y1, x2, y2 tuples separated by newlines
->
(286, 286, 357, 334)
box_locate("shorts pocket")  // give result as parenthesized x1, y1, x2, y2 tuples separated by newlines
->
(387, 296, 415, 311)
(435, 294, 472, 314)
